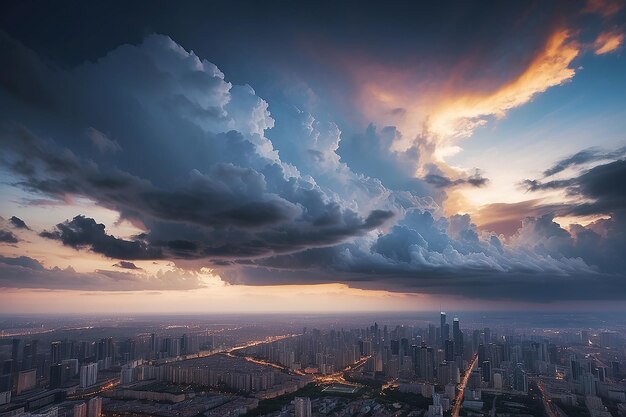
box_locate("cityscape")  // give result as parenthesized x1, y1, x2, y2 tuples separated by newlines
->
(2, 0, 626, 416)
(1, 312, 626, 417)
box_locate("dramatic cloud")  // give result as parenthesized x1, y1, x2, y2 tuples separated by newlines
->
(0, 255, 204, 291)
(428, 28, 580, 140)
(113, 261, 141, 270)
(0, 229, 19, 243)
(0, 34, 394, 263)
(0, 28, 624, 303)
(424, 169, 488, 189)
(471, 200, 566, 236)
(594, 30, 624, 55)
(9, 215, 29, 229)
(525, 157, 626, 216)
(0, 255, 43, 270)
(542, 146, 626, 176)
(40, 215, 162, 260)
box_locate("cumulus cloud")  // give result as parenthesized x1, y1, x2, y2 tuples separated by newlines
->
(524, 156, 626, 216)
(114, 261, 141, 270)
(0, 230, 19, 244)
(0, 34, 393, 264)
(9, 216, 30, 230)
(1, 32, 625, 302)
(40, 215, 162, 260)
(0, 255, 204, 291)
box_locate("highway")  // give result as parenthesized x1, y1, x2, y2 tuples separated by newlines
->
(313, 355, 371, 385)
(534, 378, 560, 417)
(225, 334, 369, 385)
(452, 354, 478, 417)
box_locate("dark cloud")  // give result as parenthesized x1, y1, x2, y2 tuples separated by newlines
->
(0, 255, 44, 270)
(0, 229, 18, 243)
(522, 178, 576, 191)
(0, 255, 204, 291)
(0, 30, 625, 303)
(9, 216, 29, 229)
(424, 170, 489, 189)
(525, 157, 626, 217)
(113, 261, 141, 270)
(86, 127, 122, 154)
(543, 146, 626, 177)
(0, 36, 395, 262)
(40, 215, 162, 260)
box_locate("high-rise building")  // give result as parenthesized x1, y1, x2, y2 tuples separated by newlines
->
(583, 373, 597, 396)
(428, 324, 436, 347)
(50, 363, 64, 389)
(440, 312, 447, 347)
(50, 341, 62, 364)
(87, 397, 102, 417)
(80, 363, 98, 388)
(445, 340, 455, 362)
(453, 318, 463, 357)
(16, 369, 36, 394)
(294, 396, 312, 417)
(482, 360, 491, 383)
(513, 364, 527, 393)
(73, 402, 87, 417)
(581, 330, 589, 345)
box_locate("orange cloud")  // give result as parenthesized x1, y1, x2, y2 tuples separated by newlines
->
(428, 29, 579, 141)
(584, 0, 623, 17)
(348, 26, 580, 164)
(593, 30, 624, 54)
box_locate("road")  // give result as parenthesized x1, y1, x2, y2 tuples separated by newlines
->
(313, 355, 371, 385)
(535, 378, 560, 417)
(452, 354, 478, 417)
(226, 334, 370, 385)
(71, 334, 301, 400)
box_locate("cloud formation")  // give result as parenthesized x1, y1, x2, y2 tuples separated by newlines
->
(113, 261, 141, 270)
(40, 215, 162, 260)
(9, 216, 29, 230)
(0, 34, 396, 264)
(542, 146, 626, 177)
(0, 254, 205, 291)
(0, 31, 624, 302)
(0, 230, 19, 244)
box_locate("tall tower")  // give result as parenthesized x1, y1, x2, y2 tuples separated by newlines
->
(440, 312, 447, 347)
(453, 318, 462, 357)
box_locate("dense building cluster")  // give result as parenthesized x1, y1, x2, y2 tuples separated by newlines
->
(1, 314, 625, 417)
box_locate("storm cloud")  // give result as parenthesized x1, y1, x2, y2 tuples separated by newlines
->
(9, 216, 29, 229)
(0, 230, 18, 243)
(0, 28, 625, 303)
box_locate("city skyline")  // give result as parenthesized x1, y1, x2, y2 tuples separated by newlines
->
(1, 0, 626, 313)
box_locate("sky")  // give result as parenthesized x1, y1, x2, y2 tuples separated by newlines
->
(1, 0, 626, 313)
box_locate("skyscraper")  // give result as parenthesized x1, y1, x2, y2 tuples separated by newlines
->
(294, 396, 312, 417)
(80, 363, 98, 388)
(453, 318, 463, 357)
(440, 312, 447, 347)
(87, 397, 102, 417)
